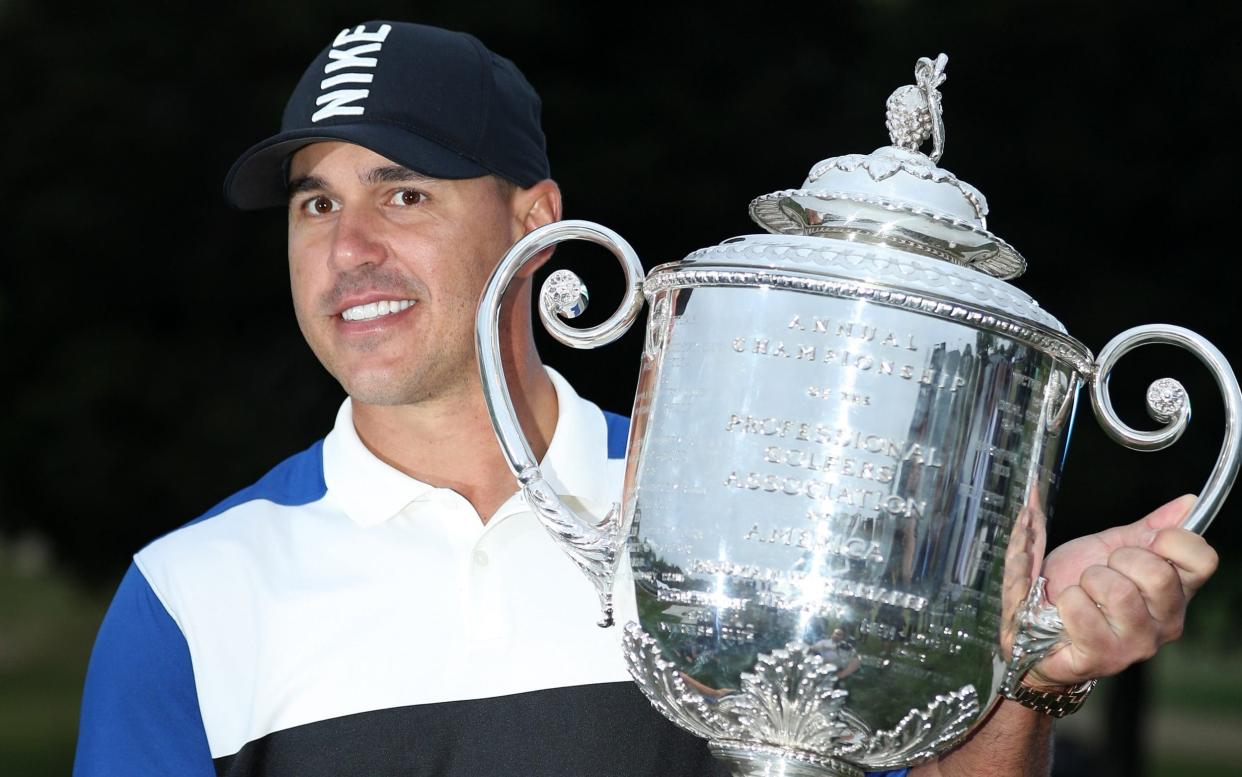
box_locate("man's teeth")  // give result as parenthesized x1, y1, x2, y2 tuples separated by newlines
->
(341, 299, 416, 322)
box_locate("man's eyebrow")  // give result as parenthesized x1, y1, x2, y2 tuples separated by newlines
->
(285, 167, 433, 199)
(287, 175, 329, 198)
(363, 165, 435, 186)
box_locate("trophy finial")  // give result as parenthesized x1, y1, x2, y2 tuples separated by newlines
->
(751, 50, 1027, 279)
(885, 53, 949, 162)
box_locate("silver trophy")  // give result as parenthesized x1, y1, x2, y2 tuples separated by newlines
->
(476, 55, 1241, 776)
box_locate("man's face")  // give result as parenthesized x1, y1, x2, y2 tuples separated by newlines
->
(286, 142, 523, 406)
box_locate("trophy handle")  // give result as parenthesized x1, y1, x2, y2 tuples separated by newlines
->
(1002, 324, 1242, 695)
(476, 219, 646, 627)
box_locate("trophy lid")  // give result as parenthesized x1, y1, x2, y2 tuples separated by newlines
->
(658, 54, 1081, 346)
(748, 54, 1026, 280)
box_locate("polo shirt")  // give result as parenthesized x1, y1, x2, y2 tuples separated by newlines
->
(74, 369, 906, 777)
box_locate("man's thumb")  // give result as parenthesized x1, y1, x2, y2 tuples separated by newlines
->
(1117, 493, 1197, 548)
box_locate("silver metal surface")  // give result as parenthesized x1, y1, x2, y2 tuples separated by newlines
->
(748, 191, 1018, 278)
(1091, 324, 1240, 535)
(475, 54, 1242, 777)
(1002, 324, 1242, 687)
(475, 219, 645, 626)
(748, 54, 1026, 279)
(542, 269, 590, 319)
(623, 280, 1074, 771)
(998, 578, 1068, 697)
(674, 234, 1059, 333)
(885, 53, 948, 163)
(645, 265, 1087, 382)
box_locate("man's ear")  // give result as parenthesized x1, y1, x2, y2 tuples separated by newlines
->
(515, 179, 562, 235)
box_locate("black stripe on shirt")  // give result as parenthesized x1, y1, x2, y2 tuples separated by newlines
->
(213, 681, 731, 777)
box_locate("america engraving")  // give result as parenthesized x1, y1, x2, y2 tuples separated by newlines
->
(741, 522, 886, 564)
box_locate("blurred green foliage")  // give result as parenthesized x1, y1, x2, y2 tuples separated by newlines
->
(0, 561, 106, 776)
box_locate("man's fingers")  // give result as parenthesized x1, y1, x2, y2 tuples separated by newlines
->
(1078, 564, 1156, 647)
(1056, 583, 1114, 649)
(1040, 582, 1128, 683)
(1039, 566, 1161, 684)
(1149, 527, 1219, 598)
(1030, 496, 1218, 687)
(1107, 545, 1186, 625)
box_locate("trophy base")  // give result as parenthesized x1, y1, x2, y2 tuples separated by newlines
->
(709, 741, 864, 777)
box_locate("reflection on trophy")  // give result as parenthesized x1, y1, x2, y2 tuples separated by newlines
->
(476, 54, 1241, 777)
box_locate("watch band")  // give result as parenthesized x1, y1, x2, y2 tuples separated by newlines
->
(1005, 678, 1098, 718)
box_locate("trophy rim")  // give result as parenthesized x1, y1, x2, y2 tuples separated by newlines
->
(671, 233, 1064, 334)
(748, 190, 1026, 281)
(642, 261, 1094, 375)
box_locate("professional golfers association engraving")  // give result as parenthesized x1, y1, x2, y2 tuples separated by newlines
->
(477, 55, 1242, 776)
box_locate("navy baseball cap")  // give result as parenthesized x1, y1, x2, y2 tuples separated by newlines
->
(224, 21, 550, 209)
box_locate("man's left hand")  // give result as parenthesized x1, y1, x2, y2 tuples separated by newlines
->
(1025, 494, 1219, 687)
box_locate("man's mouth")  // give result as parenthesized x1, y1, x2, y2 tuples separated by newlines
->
(340, 299, 417, 322)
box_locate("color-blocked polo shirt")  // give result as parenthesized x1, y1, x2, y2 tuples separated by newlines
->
(75, 369, 906, 777)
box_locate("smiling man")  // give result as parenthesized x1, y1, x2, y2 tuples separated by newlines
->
(284, 142, 562, 521)
(74, 21, 1218, 777)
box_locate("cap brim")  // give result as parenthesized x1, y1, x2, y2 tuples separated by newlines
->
(224, 123, 491, 210)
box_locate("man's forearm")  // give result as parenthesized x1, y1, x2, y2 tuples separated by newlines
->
(909, 699, 1054, 777)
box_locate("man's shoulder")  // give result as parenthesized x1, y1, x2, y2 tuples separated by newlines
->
(191, 438, 329, 524)
(602, 409, 630, 460)
(135, 439, 329, 570)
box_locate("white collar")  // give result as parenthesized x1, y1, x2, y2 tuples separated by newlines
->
(321, 367, 614, 527)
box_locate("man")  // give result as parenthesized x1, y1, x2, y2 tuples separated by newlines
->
(74, 21, 1219, 777)
(811, 627, 862, 680)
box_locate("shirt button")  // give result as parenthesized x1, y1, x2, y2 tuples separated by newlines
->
(473, 549, 490, 567)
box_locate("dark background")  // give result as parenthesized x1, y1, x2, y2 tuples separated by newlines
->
(2, 1, 1240, 775)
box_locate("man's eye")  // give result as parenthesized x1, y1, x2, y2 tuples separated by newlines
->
(301, 195, 338, 215)
(389, 189, 425, 207)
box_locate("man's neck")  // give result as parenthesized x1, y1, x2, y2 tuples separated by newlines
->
(349, 360, 558, 524)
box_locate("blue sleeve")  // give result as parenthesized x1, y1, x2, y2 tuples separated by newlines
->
(868, 771, 909, 776)
(603, 410, 630, 459)
(74, 563, 215, 777)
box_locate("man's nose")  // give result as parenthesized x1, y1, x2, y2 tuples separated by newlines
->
(328, 207, 386, 270)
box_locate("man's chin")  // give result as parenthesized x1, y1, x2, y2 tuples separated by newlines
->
(330, 354, 476, 408)
(339, 369, 462, 408)
(341, 376, 422, 407)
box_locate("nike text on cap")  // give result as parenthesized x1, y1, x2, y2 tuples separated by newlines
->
(224, 21, 550, 210)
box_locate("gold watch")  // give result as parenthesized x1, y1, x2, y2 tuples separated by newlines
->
(1005, 678, 1098, 718)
